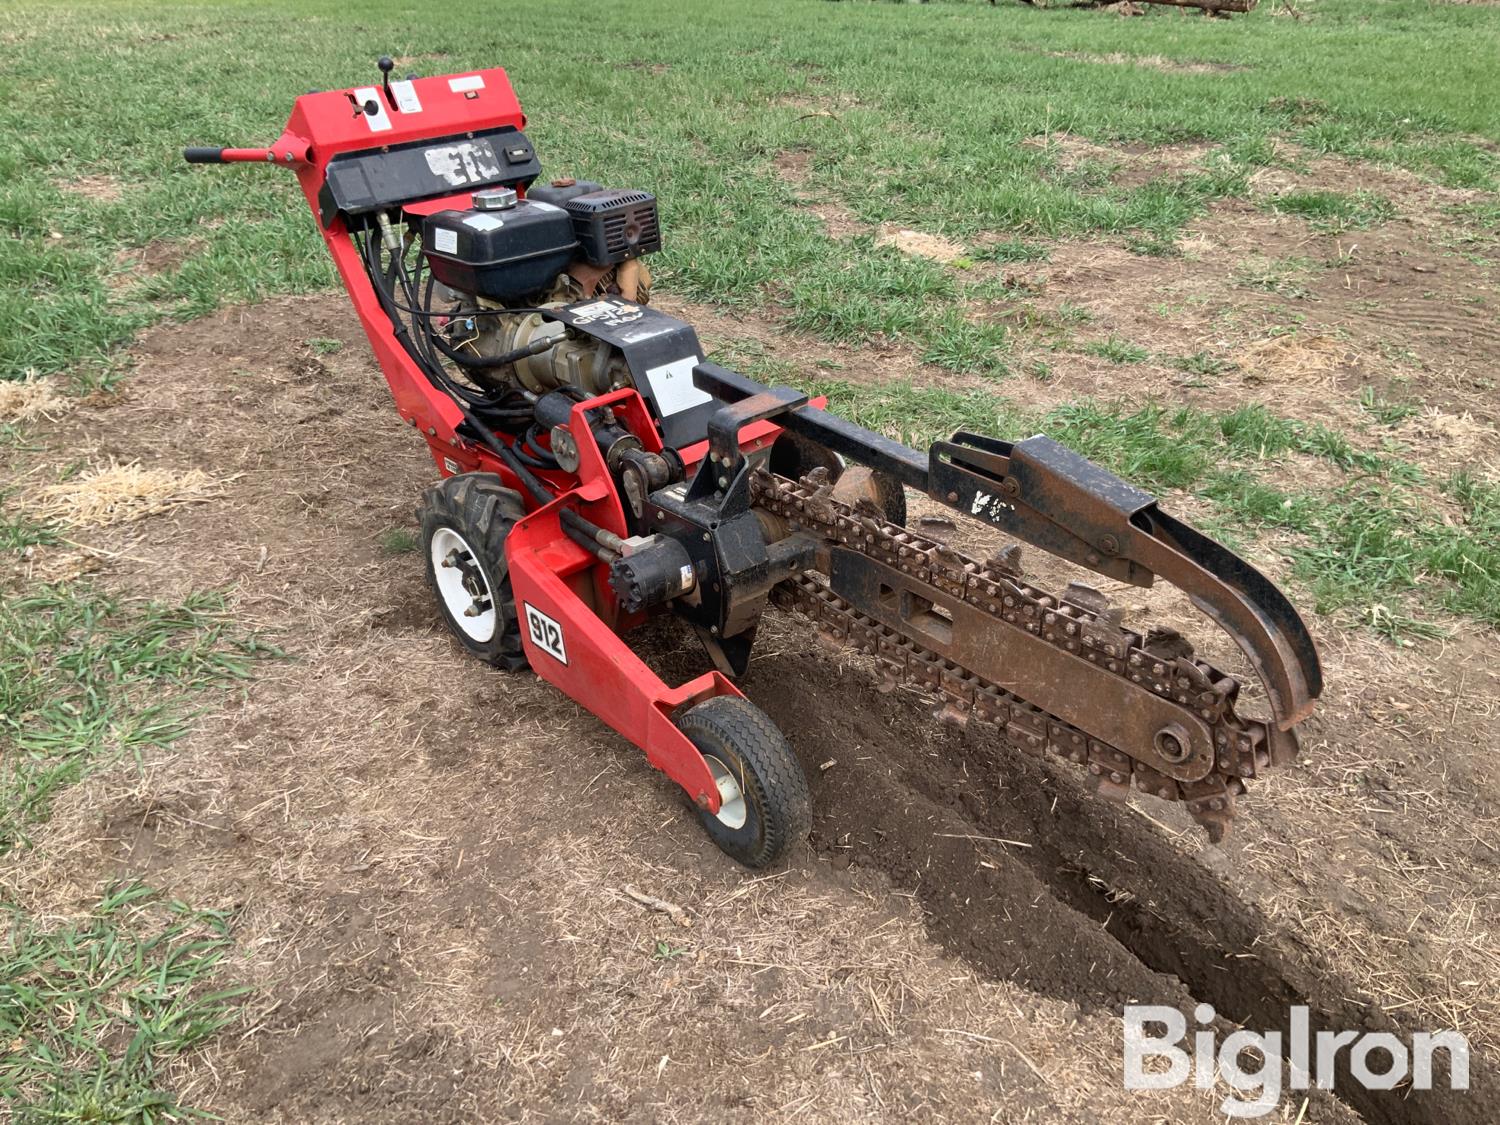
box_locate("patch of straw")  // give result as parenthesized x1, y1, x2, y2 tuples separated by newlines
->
(1400, 407, 1497, 466)
(0, 373, 68, 423)
(26, 459, 225, 528)
(1233, 333, 1345, 386)
(875, 226, 967, 264)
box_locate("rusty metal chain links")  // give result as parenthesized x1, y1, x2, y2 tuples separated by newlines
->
(753, 470, 1280, 842)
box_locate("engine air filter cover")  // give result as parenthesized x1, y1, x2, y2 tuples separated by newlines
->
(564, 189, 662, 266)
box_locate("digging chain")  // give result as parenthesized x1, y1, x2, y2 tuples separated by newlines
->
(753, 471, 1282, 843)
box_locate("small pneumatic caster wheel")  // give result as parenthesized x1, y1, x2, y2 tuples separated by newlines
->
(678, 696, 812, 869)
(418, 472, 529, 670)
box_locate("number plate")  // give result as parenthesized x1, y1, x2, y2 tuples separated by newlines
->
(523, 603, 568, 665)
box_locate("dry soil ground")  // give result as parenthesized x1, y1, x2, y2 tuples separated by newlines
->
(4, 153, 1498, 1123)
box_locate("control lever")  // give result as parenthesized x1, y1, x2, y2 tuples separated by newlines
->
(378, 55, 397, 110)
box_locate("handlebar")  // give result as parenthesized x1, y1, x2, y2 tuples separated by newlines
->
(182, 146, 274, 164)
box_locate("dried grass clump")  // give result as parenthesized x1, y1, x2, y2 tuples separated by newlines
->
(875, 226, 967, 264)
(1234, 332, 1344, 386)
(0, 373, 68, 423)
(1400, 407, 1497, 465)
(26, 459, 225, 528)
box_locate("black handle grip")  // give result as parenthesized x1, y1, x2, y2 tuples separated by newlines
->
(182, 147, 225, 164)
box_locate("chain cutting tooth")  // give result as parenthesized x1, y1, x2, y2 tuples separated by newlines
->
(934, 702, 970, 731)
(1061, 581, 1111, 615)
(987, 543, 1024, 577)
(1131, 763, 1182, 803)
(1181, 776, 1238, 844)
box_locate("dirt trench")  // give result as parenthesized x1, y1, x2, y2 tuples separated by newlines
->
(728, 640, 1491, 1125)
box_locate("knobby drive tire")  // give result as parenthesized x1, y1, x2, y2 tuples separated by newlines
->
(678, 696, 812, 869)
(418, 472, 529, 670)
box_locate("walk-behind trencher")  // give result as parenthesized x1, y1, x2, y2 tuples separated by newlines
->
(185, 60, 1321, 868)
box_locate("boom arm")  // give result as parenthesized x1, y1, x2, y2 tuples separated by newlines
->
(694, 361, 1322, 778)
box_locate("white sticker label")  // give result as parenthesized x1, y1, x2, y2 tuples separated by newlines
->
(433, 227, 458, 255)
(524, 603, 568, 664)
(442, 457, 460, 474)
(570, 300, 619, 321)
(527, 200, 562, 212)
(351, 86, 391, 133)
(565, 298, 645, 330)
(424, 140, 501, 186)
(391, 79, 422, 114)
(969, 488, 1014, 522)
(465, 213, 505, 232)
(449, 74, 486, 93)
(642, 354, 712, 417)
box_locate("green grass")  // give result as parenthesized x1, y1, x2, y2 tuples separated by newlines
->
(1084, 336, 1150, 364)
(0, 1, 1494, 1114)
(976, 240, 1052, 264)
(1171, 351, 1236, 378)
(807, 377, 1030, 450)
(1289, 476, 1500, 637)
(0, 509, 58, 554)
(1357, 385, 1420, 426)
(1, 882, 248, 1121)
(919, 315, 1010, 376)
(2, 0, 1498, 385)
(0, 588, 271, 854)
(378, 528, 419, 554)
(0, 582, 267, 1116)
(1201, 469, 1321, 533)
(1265, 189, 1397, 232)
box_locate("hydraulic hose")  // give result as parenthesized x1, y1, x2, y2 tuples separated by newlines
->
(360, 228, 555, 506)
(358, 220, 623, 546)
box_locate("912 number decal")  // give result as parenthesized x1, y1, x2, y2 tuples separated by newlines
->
(523, 603, 568, 665)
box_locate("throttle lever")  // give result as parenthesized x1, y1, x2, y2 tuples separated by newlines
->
(378, 55, 397, 110)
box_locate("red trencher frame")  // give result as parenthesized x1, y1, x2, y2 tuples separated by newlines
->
(200, 66, 807, 816)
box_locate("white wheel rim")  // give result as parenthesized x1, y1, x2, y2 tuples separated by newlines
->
(705, 754, 748, 830)
(430, 526, 497, 642)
